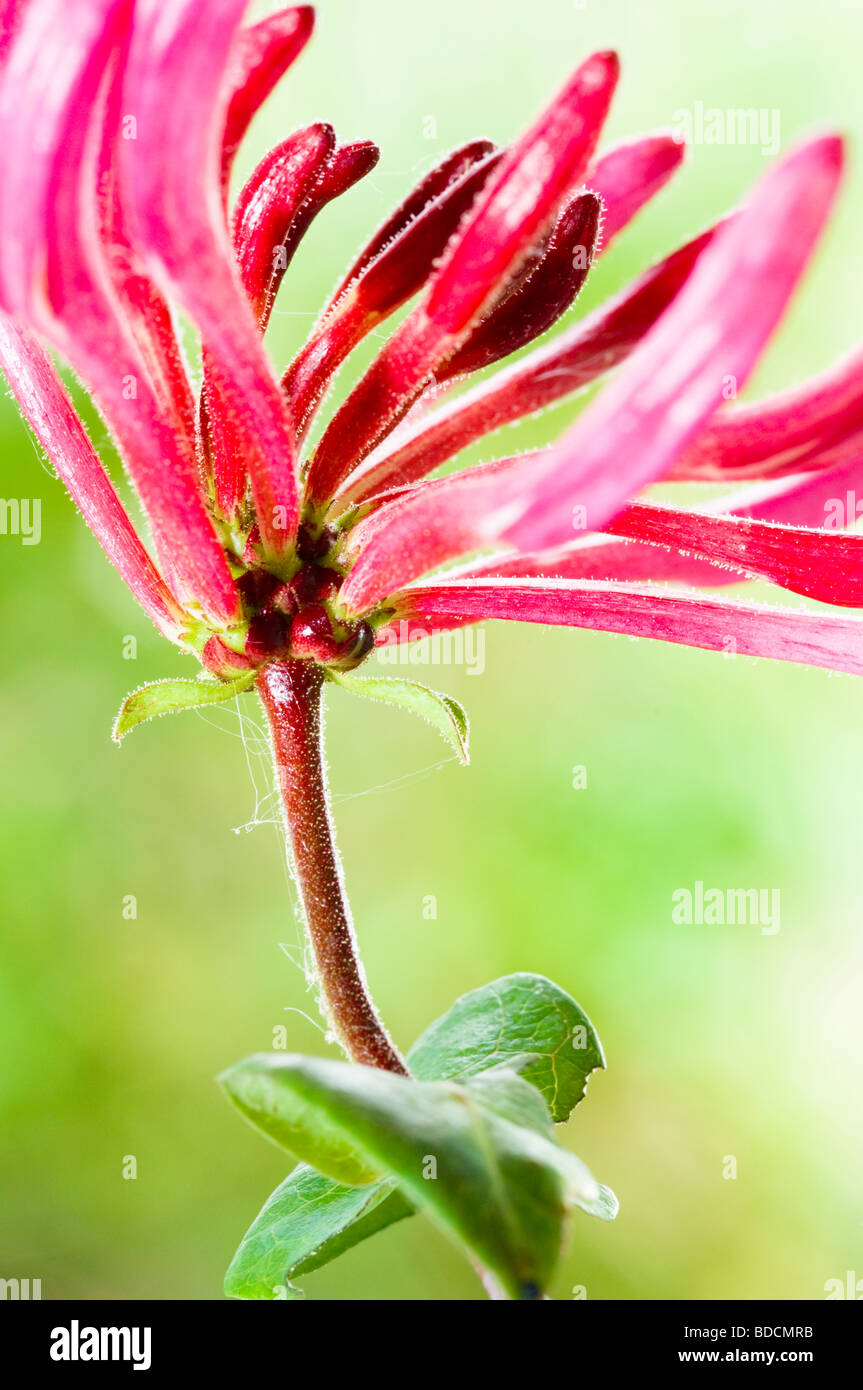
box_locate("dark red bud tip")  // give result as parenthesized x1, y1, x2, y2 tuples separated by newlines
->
(245, 609, 291, 660)
(287, 562, 342, 608)
(200, 635, 256, 678)
(332, 621, 375, 670)
(236, 567, 283, 612)
(296, 521, 337, 561)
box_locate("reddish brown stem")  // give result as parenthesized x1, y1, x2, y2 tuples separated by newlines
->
(257, 659, 408, 1075)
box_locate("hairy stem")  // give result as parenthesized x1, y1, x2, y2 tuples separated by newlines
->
(257, 659, 408, 1075)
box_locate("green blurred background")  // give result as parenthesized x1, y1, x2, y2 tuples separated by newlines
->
(2, 0, 862, 1301)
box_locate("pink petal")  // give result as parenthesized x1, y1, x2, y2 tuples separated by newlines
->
(422, 52, 619, 332)
(464, 441, 863, 592)
(433, 191, 601, 384)
(97, 95, 198, 453)
(232, 124, 335, 328)
(283, 148, 502, 440)
(586, 132, 686, 249)
(605, 500, 863, 605)
(0, 319, 186, 640)
(339, 454, 541, 616)
(202, 124, 334, 520)
(337, 202, 728, 607)
(380, 438, 863, 626)
(669, 342, 863, 480)
(392, 578, 863, 677)
(121, 0, 300, 554)
(460, 532, 725, 587)
(348, 136, 833, 597)
(293, 134, 662, 441)
(0, 0, 239, 623)
(305, 50, 620, 506)
(0, 0, 122, 313)
(337, 222, 718, 507)
(221, 6, 315, 188)
(209, 133, 378, 520)
(0, 0, 27, 61)
(340, 372, 861, 620)
(376, 434, 863, 605)
(717, 440, 863, 528)
(497, 136, 844, 555)
(270, 137, 381, 289)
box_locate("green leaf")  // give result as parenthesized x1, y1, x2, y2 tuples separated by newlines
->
(219, 1053, 605, 1300)
(327, 670, 469, 764)
(223, 973, 610, 1298)
(224, 1166, 412, 1300)
(408, 972, 605, 1123)
(220, 1053, 380, 1186)
(112, 673, 255, 743)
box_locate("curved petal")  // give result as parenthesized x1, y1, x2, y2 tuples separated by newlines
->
(494, 136, 844, 554)
(121, 0, 300, 555)
(233, 124, 335, 327)
(669, 342, 863, 480)
(336, 222, 719, 507)
(283, 148, 503, 440)
(459, 531, 728, 588)
(347, 444, 863, 615)
(309, 134, 678, 485)
(98, 75, 198, 452)
(305, 50, 620, 506)
(604, 500, 863, 605)
(339, 454, 537, 617)
(328, 139, 497, 304)
(433, 191, 601, 384)
(0, 319, 186, 639)
(262, 137, 381, 314)
(202, 125, 333, 520)
(460, 442, 863, 591)
(391, 578, 863, 677)
(719, 441, 863, 528)
(586, 132, 685, 248)
(221, 5, 315, 187)
(207, 132, 378, 520)
(0, 0, 239, 623)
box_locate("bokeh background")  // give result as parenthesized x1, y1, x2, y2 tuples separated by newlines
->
(2, 0, 862, 1301)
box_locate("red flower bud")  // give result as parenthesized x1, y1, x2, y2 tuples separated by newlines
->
(236, 567, 282, 612)
(289, 604, 374, 670)
(200, 635, 256, 678)
(245, 608, 291, 661)
(287, 562, 341, 608)
(296, 521, 337, 562)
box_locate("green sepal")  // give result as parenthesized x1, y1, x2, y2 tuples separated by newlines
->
(112, 672, 256, 743)
(327, 670, 469, 764)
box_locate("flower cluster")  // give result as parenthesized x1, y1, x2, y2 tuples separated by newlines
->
(2, 1, 863, 694)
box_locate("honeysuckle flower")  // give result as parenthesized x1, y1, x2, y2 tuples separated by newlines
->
(3, 0, 863, 1094)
